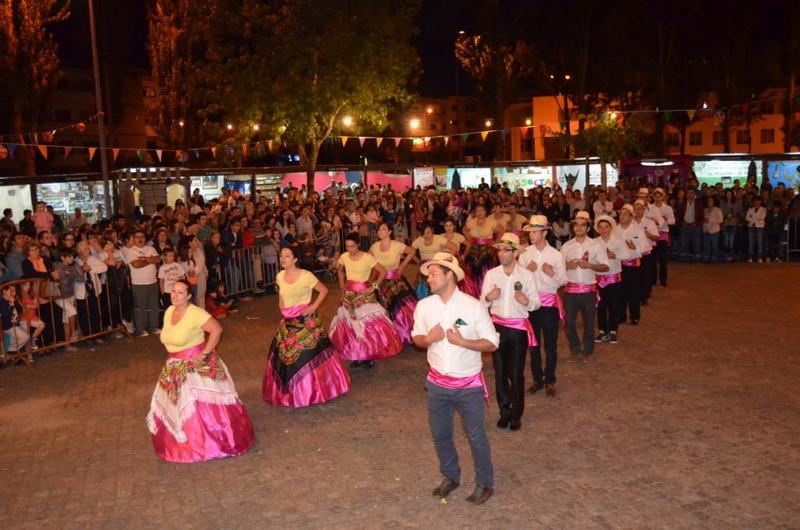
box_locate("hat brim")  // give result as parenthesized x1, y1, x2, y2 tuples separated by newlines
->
(571, 218, 591, 224)
(420, 260, 465, 281)
(523, 224, 550, 231)
(493, 242, 519, 251)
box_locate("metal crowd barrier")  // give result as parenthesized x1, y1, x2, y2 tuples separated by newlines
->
(788, 218, 800, 261)
(0, 277, 132, 368)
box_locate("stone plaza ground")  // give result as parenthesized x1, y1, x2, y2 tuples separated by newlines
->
(1, 263, 799, 529)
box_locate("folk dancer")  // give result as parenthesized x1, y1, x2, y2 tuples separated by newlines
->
(593, 215, 632, 344)
(634, 200, 660, 304)
(616, 205, 648, 325)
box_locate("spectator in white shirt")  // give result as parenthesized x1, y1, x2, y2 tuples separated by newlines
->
(702, 196, 723, 262)
(745, 196, 767, 262)
(412, 252, 499, 504)
(121, 229, 161, 336)
(592, 188, 614, 220)
(481, 233, 539, 431)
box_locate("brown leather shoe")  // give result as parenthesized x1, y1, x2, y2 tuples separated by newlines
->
(528, 381, 543, 394)
(545, 384, 556, 397)
(465, 485, 494, 504)
(432, 478, 459, 498)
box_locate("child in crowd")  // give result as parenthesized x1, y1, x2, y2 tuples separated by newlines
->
(1, 284, 32, 362)
(766, 200, 786, 262)
(206, 281, 238, 319)
(52, 248, 82, 351)
(18, 281, 46, 350)
(316, 222, 336, 268)
(393, 211, 408, 244)
(158, 248, 186, 315)
(280, 223, 298, 248)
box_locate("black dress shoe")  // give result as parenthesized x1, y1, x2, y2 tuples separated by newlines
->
(465, 485, 494, 504)
(528, 381, 543, 394)
(350, 361, 362, 368)
(496, 416, 510, 429)
(509, 419, 521, 431)
(432, 478, 459, 498)
(363, 361, 375, 369)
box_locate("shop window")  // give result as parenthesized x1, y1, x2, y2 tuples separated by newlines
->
(666, 132, 679, 147)
(760, 128, 775, 144)
(689, 131, 702, 146)
(712, 131, 725, 145)
(736, 130, 750, 144)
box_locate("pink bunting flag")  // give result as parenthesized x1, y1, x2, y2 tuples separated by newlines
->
(112, 148, 120, 161)
(211, 147, 217, 158)
(63, 146, 72, 159)
(155, 149, 162, 162)
(358, 137, 367, 147)
(393, 137, 402, 147)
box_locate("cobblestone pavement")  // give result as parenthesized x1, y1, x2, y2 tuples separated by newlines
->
(1, 263, 799, 529)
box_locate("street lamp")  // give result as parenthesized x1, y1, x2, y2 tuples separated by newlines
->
(525, 118, 532, 126)
(252, 124, 260, 131)
(484, 119, 492, 128)
(178, 120, 184, 127)
(341, 115, 354, 127)
(226, 123, 233, 130)
(409, 118, 421, 130)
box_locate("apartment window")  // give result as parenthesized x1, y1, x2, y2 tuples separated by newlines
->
(465, 103, 477, 113)
(465, 119, 476, 127)
(712, 130, 725, 145)
(689, 131, 702, 146)
(760, 128, 775, 144)
(55, 109, 72, 122)
(522, 137, 533, 153)
(666, 132, 679, 147)
(736, 130, 750, 144)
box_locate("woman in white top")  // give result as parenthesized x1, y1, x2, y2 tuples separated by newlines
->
(745, 195, 767, 262)
(702, 196, 723, 262)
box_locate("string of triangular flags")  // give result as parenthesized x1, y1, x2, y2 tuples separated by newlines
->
(0, 113, 103, 145)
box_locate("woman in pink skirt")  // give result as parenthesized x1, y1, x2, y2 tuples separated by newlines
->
(146, 279, 254, 463)
(263, 247, 351, 407)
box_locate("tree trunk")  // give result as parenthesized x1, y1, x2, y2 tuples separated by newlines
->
(304, 141, 320, 191)
(600, 162, 607, 189)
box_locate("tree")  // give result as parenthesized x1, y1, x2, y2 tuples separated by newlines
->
(264, 0, 420, 189)
(0, 0, 71, 176)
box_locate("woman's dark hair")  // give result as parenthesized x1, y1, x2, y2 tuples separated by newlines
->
(420, 222, 434, 234)
(173, 278, 193, 294)
(280, 245, 298, 259)
(345, 232, 360, 245)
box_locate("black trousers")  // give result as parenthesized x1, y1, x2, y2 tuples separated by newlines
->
(597, 281, 622, 333)
(641, 253, 655, 301)
(621, 265, 641, 322)
(77, 294, 103, 337)
(563, 291, 596, 356)
(654, 240, 669, 285)
(529, 306, 559, 385)
(492, 324, 528, 421)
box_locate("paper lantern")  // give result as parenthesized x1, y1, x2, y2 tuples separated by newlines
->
(43, 131, 54, 143)
(76, 122, 86, 133)
(0, 145, 7, 160)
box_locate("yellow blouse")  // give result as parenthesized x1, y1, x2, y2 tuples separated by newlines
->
(440, 232, 466, 250)
(276, 269, 318, 308)
(412, 235, 445, 260)
(465, 217, 496, 239)
(338, 252, 377, 281)
(370, 240, 407, 270)
(507, 213, 528, 231)
(160, 304, 210, 353)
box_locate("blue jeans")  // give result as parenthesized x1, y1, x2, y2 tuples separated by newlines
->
(722, 225, 736, 252)
(426, 380, 494, 488)
(680, 225, 702, 260)
(703, 231, 720, 261)
(748, 227, 764, 260)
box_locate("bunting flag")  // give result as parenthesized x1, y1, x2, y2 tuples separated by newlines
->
(112, 148, 120, 161)
(242, 143, 249, 156)
(687, 110, 696, 121)
(63, 146, 72, 160)
(266, 140, 273, 151)
(480, 131, 490, 142)
(376, 137, 384, 148)
(460, 133, 469, 142)
(358, 136, 366, 147)
(443, 136, 450, 145)
(192, 149, 200, 159)
(136, 150, 144, 162)
(7, 143, 15, 158)
(155, 149, 162, 162)
(37, 145, 48, 160)
(393, 137, 402, 147)
(88, 147, 96, 161)
(664, 111, 672, 122)
(500, 129, 508, 140)
(211, 146, 217, 158)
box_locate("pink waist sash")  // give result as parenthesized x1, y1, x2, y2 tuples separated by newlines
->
(346, 280, 370, 293)
(427, 366, 489, 401)
(538, 291, 565, 322)
(281, 303, 308, 319)
(621, 258, 641, 267)
(565, 282, 597, 294)
(472, 238, 492, 245)
(168, 343, 204, 362)
(491, 314, 536, 347)
(386, 269, 402, 280)
(658, 231, 670, 245)
(597, 272, 622, 289)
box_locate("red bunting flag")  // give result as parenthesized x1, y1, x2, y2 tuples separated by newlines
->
(242, 143, 249, 156)
(63, 146, 72, 159)
(88, 147, 97, 161)
(211, 146, 217, 158)
(112, 148, 120, 161)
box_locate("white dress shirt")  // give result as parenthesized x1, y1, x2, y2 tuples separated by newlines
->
(745, 207, 766, 228)
(594, 234, 633, 275)
(560, 237, 610, 285)
(650, 203, 675, 233)
(615, 222, 649, 258)
(412, 289, 500, 378)
(480, 263, 540, 318)
(74, 255, 108, 299)
(517, 243, 567, 294)
(637, 217, 659, 251)
(592, 200, 614, 219)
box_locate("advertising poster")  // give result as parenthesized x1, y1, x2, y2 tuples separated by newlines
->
(556, 163, 619, 190)
(494, 166, 554, 190)
(692, 160, 753, 185)
(413, 166, 435, 188)
(767, 161, 800, 188)
(440, 167, 491, 189)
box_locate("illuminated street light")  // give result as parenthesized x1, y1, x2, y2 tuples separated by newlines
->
(178, 120, 184, 127)
(610, 112, 618, 120)
(564, 74, 571, 80)
(458, 29, 465, 35)
(525, 118, 532, 126)
(409, 118, 421, 130)
(702, 101, 708, 109)
(426, 106, 434, 114)
(341, 115, 354, 127)
(549, 74, 555, 80)
(252, 124, 260, 131)
(226, 123, 233, 130)
(484, 119, 492, 128)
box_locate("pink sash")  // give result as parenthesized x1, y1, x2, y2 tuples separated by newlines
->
(167, 343, 205, 362)
(621, 258, 641, 267)
(565, 282, 597, 294)
(346, 280, 370, 293)
(658, 231, 670, 245)
(539, 291, 565, 322)
(472, 238, 492, 245)
(427, 366, 489, 402)
(386, 269, 402, 280)
(597, 272, 622, 289)
(491, 314, 536, 347)
(281, 303, 308, 319)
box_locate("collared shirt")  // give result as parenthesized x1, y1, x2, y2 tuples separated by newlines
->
(650, 203, 675, 232)
(684, 200, 696, 224)
(480, 263, 540, 318)
(615, 222, 649, 258)
(592, 200, 614, 219)
(560, 237, 609, 284)
(517, 242, 567, 294)
(703, 207, 723, 234)
(412, 289, 500, 378)
(594, 234, 633, 275)
(637, 217, 659, 249)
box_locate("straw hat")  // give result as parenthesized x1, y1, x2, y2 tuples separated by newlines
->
(638, 187, 650, 196)
(493, 232, 521, 250)
(523, 214, 550, 232)
(653, 187, 665, 197)
(620, 204, 635, 216)
(420, 252, 465, 281)
(571, 211, 591, 224)
(594, 214, 617, 232)
(633, 199, 646, 208)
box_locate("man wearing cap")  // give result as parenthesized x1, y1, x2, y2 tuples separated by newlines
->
(616, 205, 648, 325)
(560, 211, 609, 364)
(594, 214, 633, 344)
(412, 252, 499, 505)
(649, 188, 675, 286)
(634, 200, 659, 304)
(519, 215, 566, 396)
(481, 233, 540, 431)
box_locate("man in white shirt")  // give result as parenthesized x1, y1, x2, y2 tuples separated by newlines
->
(560, 211, 609, 363)
(592, 188, 614, 220)
(519, 215, 566, 396)
(481, 233, 539, 431)
(649, 188, 675, 286)
(616, 205, 647, 325)
(75, 240, 109, 342)
(745, 195, 767, 262)
(121, 229, 161, 336)
(634, 200, 660, 304)
(594, 215, 632, 345)
(412, 252, 499, 505)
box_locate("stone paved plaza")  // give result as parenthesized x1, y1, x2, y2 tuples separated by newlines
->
(1, 263, 799, 529)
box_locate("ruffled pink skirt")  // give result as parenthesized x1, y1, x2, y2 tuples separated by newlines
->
(330, 306, 402, 361)
(262, 350, 351, 407)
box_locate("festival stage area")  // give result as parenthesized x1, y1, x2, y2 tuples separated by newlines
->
(1, 264, 798, 529)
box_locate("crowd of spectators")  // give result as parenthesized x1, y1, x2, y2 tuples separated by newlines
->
(1, 172, 798, 363)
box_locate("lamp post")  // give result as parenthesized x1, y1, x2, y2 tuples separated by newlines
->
(454, 29, 466, 163)
(88, 0, 111, 217)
